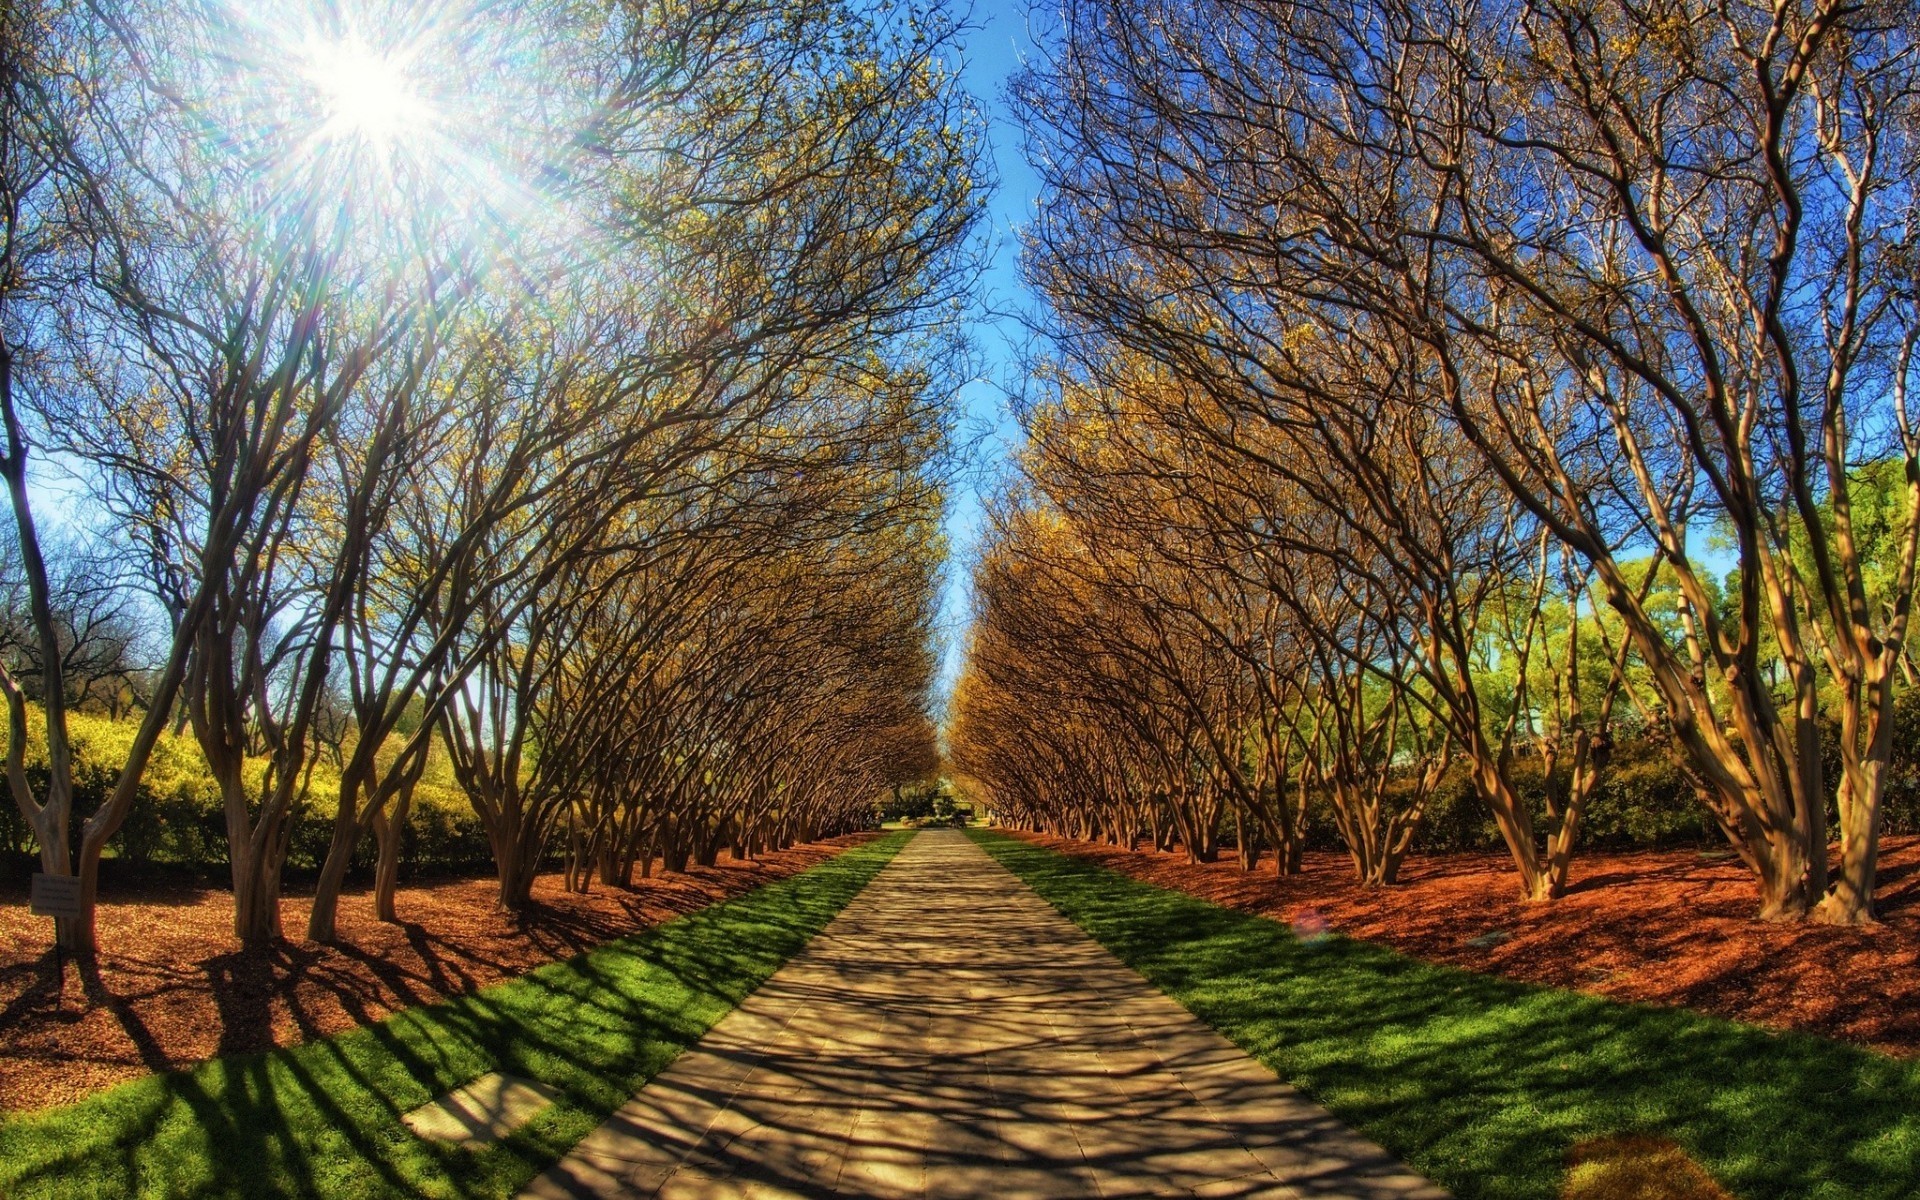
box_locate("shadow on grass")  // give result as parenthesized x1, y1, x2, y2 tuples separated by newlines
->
(0, 832, 910, 1200)
(968, 829, 1920, 1200)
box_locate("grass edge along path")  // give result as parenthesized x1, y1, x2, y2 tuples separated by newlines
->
(967, 828, 1920, 1200)
(0, 831, 911, 1200)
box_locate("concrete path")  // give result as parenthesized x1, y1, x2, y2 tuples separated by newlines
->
(523, 830, 1447, 1199)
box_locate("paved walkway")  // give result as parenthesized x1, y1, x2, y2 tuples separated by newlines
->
(523, 830, 1447, 1199)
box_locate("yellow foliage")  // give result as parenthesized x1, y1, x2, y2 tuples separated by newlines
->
(1562, 1136, 1735, 1200)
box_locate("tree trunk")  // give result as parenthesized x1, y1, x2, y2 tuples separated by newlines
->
(1193, 816, 1218, 863)
(662, 833, 690, 873)
(486, 816, 540, 909)
(307, 802, 365, 941)
(1234, 808, 1257, 871)
(1755, 836, 1817, 921)
(499, 853, 538, 909)
(1468, 757, 1553, 902)
(1815, 730, 1887, 925)
(563, 806, 588, 893)
(233, 854, 283, 947)
(597, 834, 619, 885)
(227, 790, 290, 948)
(372, 785, 412, 923)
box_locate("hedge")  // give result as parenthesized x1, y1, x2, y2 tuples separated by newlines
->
(0, 708, 493, 882)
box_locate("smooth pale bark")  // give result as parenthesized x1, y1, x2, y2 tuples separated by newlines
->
(309, 716, 439, 939)
(0, 346, 197, 954)
(369, 778, 420, 924)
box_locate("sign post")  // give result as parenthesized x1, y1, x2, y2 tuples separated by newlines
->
(29, 873, 83, 1005)
(29, 872, 83, 919)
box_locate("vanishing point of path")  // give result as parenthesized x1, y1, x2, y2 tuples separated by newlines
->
(525, 830, 1448, 1199)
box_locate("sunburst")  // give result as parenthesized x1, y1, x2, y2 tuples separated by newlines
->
(301, 36, 429, 150)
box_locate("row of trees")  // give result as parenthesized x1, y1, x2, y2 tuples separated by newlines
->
(1, 0, 975, 951)
(950, 0, 1920, 923)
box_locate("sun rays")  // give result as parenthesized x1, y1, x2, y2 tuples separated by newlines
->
(300, 35, 430, 150)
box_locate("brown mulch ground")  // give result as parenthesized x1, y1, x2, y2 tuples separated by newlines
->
(0, 835, 874, 1114)
(1015, 831, 1920, 1058)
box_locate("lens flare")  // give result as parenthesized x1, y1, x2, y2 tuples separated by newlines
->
(303, 38, 427, 147)
(186, 1, 619, 292)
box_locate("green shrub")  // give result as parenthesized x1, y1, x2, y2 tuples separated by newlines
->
(1, 706, 494, 882)
(1408, 738, 1716, 855)
(396, 783, 494, 874)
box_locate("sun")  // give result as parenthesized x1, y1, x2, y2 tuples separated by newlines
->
(303, 37, 429, 148)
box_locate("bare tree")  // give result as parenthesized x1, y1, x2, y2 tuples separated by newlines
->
(1006, 0, 1920, 920)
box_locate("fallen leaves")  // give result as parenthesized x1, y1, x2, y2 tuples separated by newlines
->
(1019, 833, 1920, 1058)
(1562, 1135, 1735, 1200)
(0, 836, 872, 1113)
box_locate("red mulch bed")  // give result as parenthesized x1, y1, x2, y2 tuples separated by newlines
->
(0, 836, 874, 1114)
(1015, 831, 1920, 1058)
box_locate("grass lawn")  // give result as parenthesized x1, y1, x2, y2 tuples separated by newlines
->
(969, 828, 1920, 1200)
(0, 831, 908, 1200)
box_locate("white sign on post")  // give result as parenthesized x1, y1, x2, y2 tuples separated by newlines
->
(29, 872, 84, 920)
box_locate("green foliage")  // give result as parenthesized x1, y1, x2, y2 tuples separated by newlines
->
(0, 832, 909, 1199)
(1878, 689, 1920, 835)
(1710, 458, 1920, 711)
(279, 782, 494, 880)
(1410, 689, 1920, 857)
(1575, 746, 1716, 846)
(2, 709, 218, 864)
(971, 830, 1920, 1200)
(879, 784, 935, 821)
(879, 778, 953, 822)
(878, 779, 973, 827)
(1, 707, 493, 879)
(1412, 739, 1715, 855)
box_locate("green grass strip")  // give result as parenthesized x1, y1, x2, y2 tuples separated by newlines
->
(0, 832, 910, 1200)
(968, 828, 1920, 1200)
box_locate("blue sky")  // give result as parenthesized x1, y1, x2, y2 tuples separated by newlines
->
(934, 0, 1043, 711)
